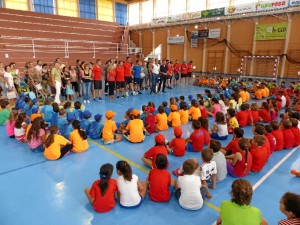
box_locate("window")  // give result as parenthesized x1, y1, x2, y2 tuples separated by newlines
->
(169, 0, 186, 15)
(155, 0, 168, 17)
(115, 2, 127, 26)
(57, 0, 78, 17)
(208, 0, 230, 9)
(33, 0, 54, 14)
(79, 0, 96, 20)
(0, 0, 2, 7)
(97, 0, 113, 22)
(128, 3, 139, 25)
(234, 0, 258, 6)
(188, 0, 206, 12)
(5, 0, 28, 10)
(142, 0, 153, 23)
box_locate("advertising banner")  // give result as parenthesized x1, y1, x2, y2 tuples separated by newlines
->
(191, 31, 199, 48)
(201, 7, 225, 18)
(208, 28, 221, 38)
(225, 3, 256, 15)
(167, 14, 182, 23)
(183, 11, 202, 21)
(198, 29, 209, 38)
(152, 17, 167, 24)
(167, 36, 185, 44)
(256, 0, 288, 12)
(255, 22, 288, 40)
(289, 0, 300, 6)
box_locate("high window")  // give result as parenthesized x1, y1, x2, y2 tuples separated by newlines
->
(115, 2, 127, 26)
(97, 0, 113, 22)
(5, 0, 28, 11)
(57, 0, 78, 17)
(33, 0, 54, 14)
(79, 0, 96, 20)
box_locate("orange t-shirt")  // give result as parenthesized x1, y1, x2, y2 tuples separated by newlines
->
(179, 109, 189, 124)
(167, 112, 181, 127)
(70, 129, 89, 152)
(102, 120, 117, 141)
(189, 106, 201, 120)
(44, 134, 69, 160)
(254, 89, 262, 100)
(126, 119, 145, 143)
(155, 113, 168, 131)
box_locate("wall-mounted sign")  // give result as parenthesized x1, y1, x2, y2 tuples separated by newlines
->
(198, 29, 209, 38)
(208, 28, 221, 38)
(201, 8, 225, 18)
(167, 36, 185, 44)
(289, 0, 300, 6)
(256, 0, 288, 12)
(191, 31, 199, 47)
(255, 22, 288, 40)
(225, 3, 256, 15)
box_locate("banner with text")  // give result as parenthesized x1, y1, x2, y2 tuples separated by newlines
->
(191, 31, 199, 47)
(209, 28, 221, 38)
(167, 14, 182, 23)
(256, 0, 288, 12)
(201, 8, 225, 18)
(198, 29, 209, 38)
(152, 17, 167, 24)
(255, 22, 288, 40)
(225, 3, 256, 15)
(167, 36, 185, 44)
(182, 11, 202, 21)
(289, 0, 300, 6)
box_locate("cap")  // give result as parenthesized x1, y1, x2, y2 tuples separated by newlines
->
(170, 105, 178, 111)
(128, 107, 134, 112)
(106, 110, 116, 119)
(174, 97, 179, 101)
(174, 127, 182, 137)
(32, 98, 38, 104)
(131, 109, 140, 116)
(19, 93, 27, 99)
(147, 106, 155, 113)
(188, 95, 194, 101)
(83, 110, 92, 117)
(67, 112, 76, 121)
(31, 105, 39, 113)
(94, 114, 102, 121)
(155, 134, 165, 144)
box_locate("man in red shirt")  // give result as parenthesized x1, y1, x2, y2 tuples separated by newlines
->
(186, 60, 193, 85)
(180, 60, 188, 86)
(123, 56, 134, 96)
(92, 59, 103, 101)
(115, 61, 125, 98)
(173, 60, 181, 87)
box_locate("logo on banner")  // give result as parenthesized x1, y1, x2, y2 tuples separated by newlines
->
(225, 3, 256, 15)
(198, 29, 209, 38)
(255, 22, 288, 40)
(289, 0, 300, 6)
(208, 28, 221, 38)
(256, 0, 288, 11)
(167, 36, 185, 44)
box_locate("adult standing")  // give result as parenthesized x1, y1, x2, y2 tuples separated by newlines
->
(75, 59, 82, 97)
(147, 58, 153, 88)
(51, 62, 62, 104)
(123, 56, 134, 96)
(69, 65, 79, 98)
(166, 60, 173, 89)
(187, 60, 193, 85)
(82, 63, 92, 104)
(173, 60, 181, 87)
(0, 62, 6, 98)
(150, 58, 159, 95)
(35, 60, 43, 73)
(4, 65, 17, 100)
(92, 59, 103, 102)
(157, 60, 168, 94)
(181, 60, 188, 86)
(115, 61, 125, 98)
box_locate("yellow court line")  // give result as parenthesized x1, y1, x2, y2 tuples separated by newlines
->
(89, 139, 220, 212)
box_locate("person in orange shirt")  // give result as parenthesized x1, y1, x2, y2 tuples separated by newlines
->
(203, 77, 209, 86)
(168, 105, 181, 127)
(261, 83, 269, 98)
(102, 110, 123, 144)
(210, 78, 216, 87)
(155, 105, 168, 131)
(44, 125, 73, 160)
(70, 120, 89, 153)
(179, 103, 189, 124)
(239, 87, 250, 103)
(200, 76, 205, 86)
(220, 79, 227, 88)
(124, 109, 148, 143)
(252, 85, 262, 100)
(166, 60, 173, 89)
(189, 99, 201, 121)
(173, 60, 181, 86)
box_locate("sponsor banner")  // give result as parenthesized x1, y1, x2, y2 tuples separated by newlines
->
(191, 31, 199, 48)
(289, 0, 300, 6)
(256, 0, 288, 12)
(225, 3, 256, 15)
(208, 28, 221, 38)
(183, 11, 202, 20)
(255, 22, 288, 40)
(198, 29, 209, 38)
(167, 36, 185, 44)
(152, 17, 167, 24)
(166, 14, 182, 23)
(201, 7, 225, 18)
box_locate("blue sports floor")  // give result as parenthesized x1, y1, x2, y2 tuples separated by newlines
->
(0, 85, 299, 225)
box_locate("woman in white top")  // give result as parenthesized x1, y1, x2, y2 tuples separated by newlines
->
(14, 113, 28, 142)
(210, 112, 228, 140)
(116, 161, 146, 208)
(4, 65, 17, 100)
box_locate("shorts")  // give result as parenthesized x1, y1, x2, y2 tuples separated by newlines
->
(94, 80, 102, 90)
(181, 73, 187, 78)
(187, 72, 192, 77)
(119, 196, 142, 209)
(116, 81, 125, 89)
(211, 132, 228, 140)
(134, 78, 141, 84)
(125, 76, 132, 84)
(174, 73, 180, 80)
(186, 143, 200, 152)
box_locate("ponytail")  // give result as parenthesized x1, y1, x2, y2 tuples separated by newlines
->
(72, 120, 87, 140)
(238, 138, 250, 172)
(244, 145, 249, 171)
(116, 161, 132, 181)
(45, 125, 58, 148)
(99, 163, 113, 196)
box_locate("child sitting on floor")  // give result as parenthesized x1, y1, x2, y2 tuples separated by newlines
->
(6, 109, 18, 138)
(210, 140, 227, 182)
(167, 105, 181, 128)
(88, 114, 103, 140)
(145, 106, 156, 134)
(280, 120, 295, 149)
(155, 105, 168, 131)
(102, 111, 122, 144)
(198, 117, 211, 145)
(211, 112, 228, 140)
(70, 120, 89, 153)
(270, 121, 284, 151)
(186, 120, 205, 152)
(167, 127, 186, 157)
(250, 135, 268, 173)
(221, 127, 244, 155)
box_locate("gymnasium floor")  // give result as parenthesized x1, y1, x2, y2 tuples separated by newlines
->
(0, 85, 299, 225)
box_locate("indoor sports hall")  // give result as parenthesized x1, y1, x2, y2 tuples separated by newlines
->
(0, 1, 299, 225)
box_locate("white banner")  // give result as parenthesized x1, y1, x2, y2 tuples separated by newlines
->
(183, 11, 202, 20)
(225, 3, 256, 15)
(167, 14, 182, 23)
(152, 17, 167, 24)
(208, 28, 221, 38)
(167, 36, 184, 44)
(289, 0, 300, 6)
(256, 0, 288, 12)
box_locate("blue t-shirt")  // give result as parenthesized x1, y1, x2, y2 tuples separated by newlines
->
(63, 124, 73, 139)
(88, 121, 103, 139)
(41, 105, 53, 123)
(165, 107, 171, 116)
(80, 119, 91, 132)
(132, 65, 141, 78)
(73, 109, 82, 120)
(57, 116, 68, 135)
(23, 104, 32, 117)
(51, 112, 59, 126)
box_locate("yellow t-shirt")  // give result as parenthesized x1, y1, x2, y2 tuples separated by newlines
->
(239, 91, 250, 103)
(229, 117, 239, 129)
(167, 112, 181, 127)
(126, 119, 145, 143)
(229, 99, 237, 110)
(102, 119, 117, 141)
(179, 109, 189, 124)
(70, 129, 89, 153)
(264, 87, 269, 97)
(44, 134, 69, 160)
(155, 113, 168, 131)
(188, 106, 201, 120)
(51, 68, 61, 82)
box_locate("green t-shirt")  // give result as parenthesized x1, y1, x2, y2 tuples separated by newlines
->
(51, 68, 61, 82)
(220, 201, 262, 225)
(0, 108, 10, 125)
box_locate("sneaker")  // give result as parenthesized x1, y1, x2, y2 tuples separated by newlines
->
(117, 96, 120, 99)
(172, 168, 183, 177)
(93, 98, 98, 102)
(125, 92, 129, 97)
(83, 100, 87, 103)
(138, 92, 142, 94)
(103, 139, 114, 145)
(98, 98, 103, 101)
(162, 91, 166, 93)
(121, 95, 125, 98)
(87, 100, 90, 103)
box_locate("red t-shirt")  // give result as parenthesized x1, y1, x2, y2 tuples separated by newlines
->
(265, 133, 276, 153)
(281, 128, 295, 149)
(258, 109, 271, 123)
(200, 106, 208, 118)
(250, 110, 259, 124)
(167, 64, 173, 76)
(190, 129, 205, 152)
(285, 95, 290, 107)
(291, 127, 300, 147)
(169, 137, 186, 157)
(107, 69, 116, 82)
(123, 62, 131, 77)
(181, 64, 187, 74)
(246, 110, 253, 125)
(92, 66, 102, 81)
(250, 146, 268, 172)
(234, 151, 252, 177)
(146, 114, 156, 134)
(173, 63, 180, 73)
(187, 63, 193, 72)
(89, 179, 118, 213)
(277, 100, 282, 111)
(115, 66, 125, 82)
(148, 169, 171, 202)
(225, 138, 240, 154)
(144, 145, 168, 168)
(236, 110, 248, 127)
(201, 128, 211, 145)
(271, 129, 284, 151)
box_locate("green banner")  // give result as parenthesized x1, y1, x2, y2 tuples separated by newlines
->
(201, 8, 225, 18)
(255, 22, 288, 40)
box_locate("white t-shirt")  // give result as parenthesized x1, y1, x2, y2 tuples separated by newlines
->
(152, 64, 160, 74)
(219, 100, 228, 115)
(14, 122, 26, 137)
(200, 161, 217, 181)
(281, 95, 286, 108)
(35, 65, 42, 73)
(216, 123, 228, 137)
(212, 152, 227, 182)
(4, 72, 14, 88)
(177, 174, 203, 210)
(117, 174, 141, 207)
